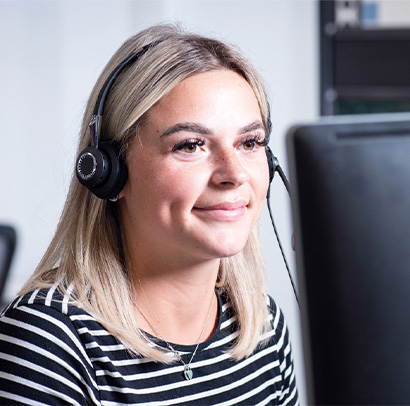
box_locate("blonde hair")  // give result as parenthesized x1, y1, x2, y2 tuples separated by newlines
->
(20, 24, 271, 361)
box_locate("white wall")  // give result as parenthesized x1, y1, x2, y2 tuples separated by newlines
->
(0, 1, 319, 403)
(363, 0, 410, 27)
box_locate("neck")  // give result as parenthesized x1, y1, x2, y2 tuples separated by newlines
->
(130, 258, 220, 346)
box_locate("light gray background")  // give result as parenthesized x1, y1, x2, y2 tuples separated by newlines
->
(0, 1, 321, 403)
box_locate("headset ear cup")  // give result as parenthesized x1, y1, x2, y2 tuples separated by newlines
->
(89, 141, 128, 200)
(76, 141, 128, 200)
(76, 146, 110, 188)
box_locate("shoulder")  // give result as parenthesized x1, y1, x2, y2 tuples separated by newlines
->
(1, 284, 94, 332)
(266, 294, 287, 335)
(264, 295, 299, 404)
(218, 292, 289, 349)
(0, 285, 102, 404)
(260, 295, 294, 374)
(0, 284, 115, 355)
(0, 284, 98, 364)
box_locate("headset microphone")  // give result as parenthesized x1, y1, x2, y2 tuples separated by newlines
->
(265, 146, 300, 307)
(264, 106, 299, 305)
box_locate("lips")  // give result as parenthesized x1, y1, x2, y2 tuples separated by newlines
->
(193, 200, 248, 221)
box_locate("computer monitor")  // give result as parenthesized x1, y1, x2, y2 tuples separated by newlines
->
(286, 113, 410, 405)
(0, 225, 16, 308)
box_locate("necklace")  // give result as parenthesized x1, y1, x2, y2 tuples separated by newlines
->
(132, 292, 215, 380)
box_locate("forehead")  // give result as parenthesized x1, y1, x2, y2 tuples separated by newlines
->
(150, 69, 262, 123)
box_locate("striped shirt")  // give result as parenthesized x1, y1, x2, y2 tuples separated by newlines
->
(0, 286, 298, 405)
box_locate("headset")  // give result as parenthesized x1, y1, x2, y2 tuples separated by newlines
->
(75, 42, 160, 200)
(75, 41, 299, 305)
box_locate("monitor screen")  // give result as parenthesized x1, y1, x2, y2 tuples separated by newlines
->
(286, 113, 410, 405)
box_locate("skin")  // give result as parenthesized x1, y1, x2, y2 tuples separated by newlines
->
(118, 69, 270, 345)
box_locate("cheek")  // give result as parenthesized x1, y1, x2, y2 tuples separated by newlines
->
(130, 159, 201, 215)
(252, 161, 270, 202)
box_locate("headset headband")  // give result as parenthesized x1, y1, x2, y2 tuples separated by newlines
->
(90, 41, 162, 149)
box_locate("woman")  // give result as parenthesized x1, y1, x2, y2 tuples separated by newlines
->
(0, 24, 298, 405)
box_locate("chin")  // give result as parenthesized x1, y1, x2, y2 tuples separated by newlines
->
(206, 237, 249, 260)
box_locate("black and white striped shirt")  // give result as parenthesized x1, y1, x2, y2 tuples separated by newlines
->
(0, 285, 298, 405)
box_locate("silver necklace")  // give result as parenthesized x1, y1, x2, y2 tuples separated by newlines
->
(132, 292, 215, 380)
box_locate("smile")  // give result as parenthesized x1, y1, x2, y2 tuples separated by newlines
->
(193, 201, 248, 221)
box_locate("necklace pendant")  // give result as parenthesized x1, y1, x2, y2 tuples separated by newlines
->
(183, 365, 193, 380)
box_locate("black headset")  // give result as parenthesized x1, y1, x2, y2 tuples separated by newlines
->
(75, 43, 159, 200)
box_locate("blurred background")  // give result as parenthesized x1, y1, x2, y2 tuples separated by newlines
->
(2, 1, 410, 403)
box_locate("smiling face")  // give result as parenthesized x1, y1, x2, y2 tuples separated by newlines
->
(119, 69, 270, 270)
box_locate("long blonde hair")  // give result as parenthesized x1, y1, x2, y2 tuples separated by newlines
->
(20, 24, 271, 361)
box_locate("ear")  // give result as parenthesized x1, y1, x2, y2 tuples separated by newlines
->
(117, 185, 126, 200)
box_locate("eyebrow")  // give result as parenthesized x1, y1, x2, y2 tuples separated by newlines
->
(160, 123, 212, 138)
(159, 120, 266, 138)
(238, 121, 265, 134)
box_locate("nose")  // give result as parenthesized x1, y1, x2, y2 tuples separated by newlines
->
(210, 149, 249, 188)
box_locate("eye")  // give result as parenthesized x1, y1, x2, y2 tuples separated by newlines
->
(182, 143, 199, 153)
(243, 139, 257, 151)
(172, 138, 205, 154)
(242, 135, 266, 151)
